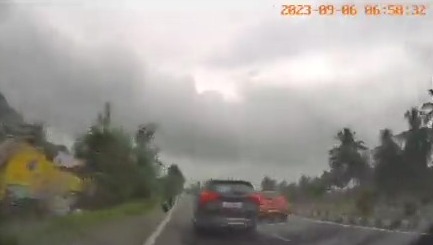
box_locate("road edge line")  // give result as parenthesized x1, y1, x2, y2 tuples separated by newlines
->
(143, 197, 179, 245)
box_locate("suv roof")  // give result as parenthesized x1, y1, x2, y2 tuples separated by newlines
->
(204, 179, 254, 188)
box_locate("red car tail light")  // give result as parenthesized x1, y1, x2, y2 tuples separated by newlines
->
(199, 191, 220, 206)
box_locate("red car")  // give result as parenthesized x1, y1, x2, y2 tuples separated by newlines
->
(257, 191, 290, 222)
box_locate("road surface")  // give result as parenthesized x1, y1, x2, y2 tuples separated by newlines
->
(148, 195, 433, 245)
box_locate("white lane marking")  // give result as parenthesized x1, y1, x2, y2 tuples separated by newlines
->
(269, 222, 287, 225)
(297, 216, 429, 236)
(271, 233, 291, 242)
(143, 198, 179, 245)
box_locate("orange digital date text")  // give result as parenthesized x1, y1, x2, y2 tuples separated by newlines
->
(281, 4, 358, 16)
(280, 4, 428, 16)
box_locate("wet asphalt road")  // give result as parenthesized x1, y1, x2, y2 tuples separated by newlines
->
(151, 196, 433, 245)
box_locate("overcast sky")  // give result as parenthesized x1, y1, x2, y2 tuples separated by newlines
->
(1, 0, 433, 186)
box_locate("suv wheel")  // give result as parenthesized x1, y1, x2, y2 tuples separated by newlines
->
(245, 223, 258, 239)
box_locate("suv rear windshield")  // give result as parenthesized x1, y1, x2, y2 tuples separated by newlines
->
(206, 181, 254, 194)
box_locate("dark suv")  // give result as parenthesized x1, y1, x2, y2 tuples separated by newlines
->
(192, 179, 260, 233)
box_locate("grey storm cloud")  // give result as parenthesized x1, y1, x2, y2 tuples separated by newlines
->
(0, 7, 144, 134)
(0, 4, 433, 182)
(0, 8, 338, 169)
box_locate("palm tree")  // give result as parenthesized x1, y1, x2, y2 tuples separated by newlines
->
(373, 129, 404, 196)
(379, 129, 397, 147)
(405, 107, 422, 131)
(420, 89, 433, 166)
(403, 107, 431, 170)
(420, 89, 433, 126)
(329, 128, 369, 188)
(400, 107, 433, 195)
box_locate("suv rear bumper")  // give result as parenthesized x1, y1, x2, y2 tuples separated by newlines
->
(193, 215, 256, 230)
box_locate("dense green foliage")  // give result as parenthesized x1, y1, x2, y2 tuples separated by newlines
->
(329, 128, 370, 188)
(160, 164, 185, 200)
(73, 102, 185, 208)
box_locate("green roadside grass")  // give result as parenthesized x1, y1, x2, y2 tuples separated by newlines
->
(293, 199, 358, 218)
(49, 198, 158, 228)
(1, 198, 159, 245)
(315, 200, 357, 215)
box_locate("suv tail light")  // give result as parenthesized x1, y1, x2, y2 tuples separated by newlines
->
(249, 193, 261, 205)
(199, 191, 220, 206)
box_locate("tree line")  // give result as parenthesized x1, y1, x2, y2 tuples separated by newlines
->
(261, 89, 433, 206)
(73, 102, 185, 209)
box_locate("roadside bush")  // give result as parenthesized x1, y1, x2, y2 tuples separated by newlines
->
(355, 189, 376, 217)
(390, 219, 402, 230)
(359, 217, 368, 226)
